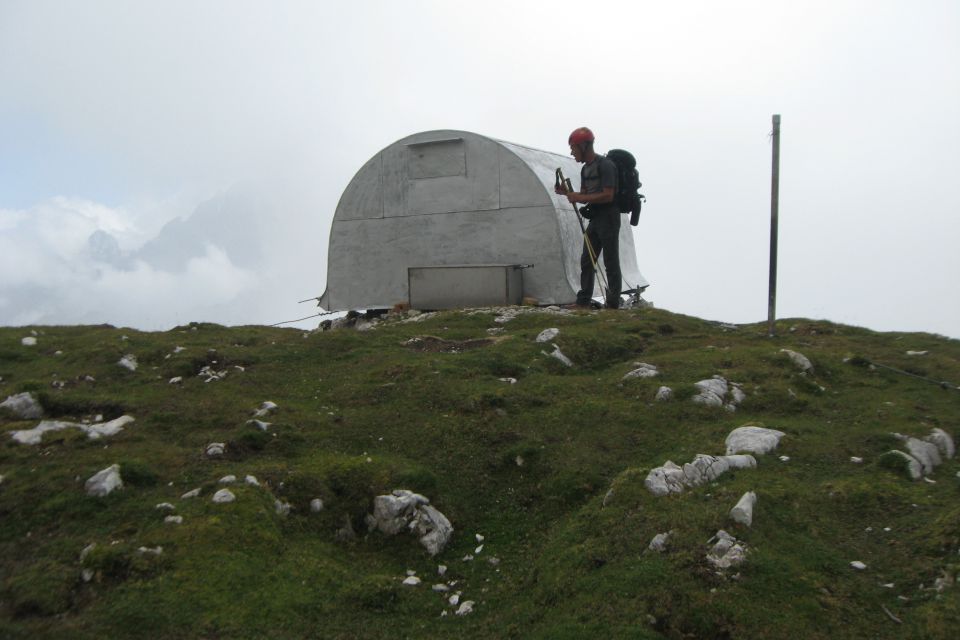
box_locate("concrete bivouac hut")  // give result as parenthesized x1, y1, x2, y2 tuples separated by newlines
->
(318, 130, 649, 312)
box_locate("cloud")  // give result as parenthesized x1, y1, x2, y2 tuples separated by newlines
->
(0, 195, 311, 329)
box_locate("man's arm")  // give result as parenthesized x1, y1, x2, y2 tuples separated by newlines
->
(566, 187, 614, 205)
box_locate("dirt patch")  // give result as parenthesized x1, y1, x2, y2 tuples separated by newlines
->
(402, 336, 498, 353)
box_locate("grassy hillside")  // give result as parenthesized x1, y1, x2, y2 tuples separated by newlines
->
(0, 307, 957, 639)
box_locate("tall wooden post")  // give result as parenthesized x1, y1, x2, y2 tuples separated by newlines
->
(767, 114, 781, 337)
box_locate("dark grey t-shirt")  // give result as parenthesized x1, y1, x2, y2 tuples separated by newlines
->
(580, 155, 618, 216)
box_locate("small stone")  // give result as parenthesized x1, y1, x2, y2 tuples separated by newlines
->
(155, 502, 176, 511)
(181, 488, 201, 499)
(850, 456, 863, 464)
(253, 401, 278, 417)
(729, 491, 757, 527)
(169, 377, 183, 384)
(542, 344, 573, 367)
(882, 583, 895, 589)
(905, 350, 928, 356)
(780, 348, 813, 373)
(247, 419, 271, 431)
(219, 475, 237, 484)
(449, 593, 460, 606)
(498, 377, 517, 384)
(21, 336, 37, 346)
(475, 534, 485, 543)
(85, 464, 123, 497)
(535, 328, 559, 343)
(165, 515, 183, 524)
(275, 500, 291, 516)
(82, 569, 95, 582)
(310, 498, 324, 512)
(205, 442, 225, 457)
(438, 565, 447, 576)
(654, 386, 673, 402)
(779, 455, 790, 462)
(402, 576, 421, 586)
(850, 561, 867, 570)
(475, 544, 484, 554)
(212, 488, 236, 504)
(432, 583, 450, 592)
(137, 546, 163, 556)
(515, 455, 525, 467)
(648, 532, 671, 553)
(117, 354, 138, 371)
(244, 475, 260, 486)
(455, 600, 475, 616)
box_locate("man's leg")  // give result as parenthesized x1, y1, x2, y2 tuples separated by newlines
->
(576, 223, 602, 305)
(598, 215, 622, 308)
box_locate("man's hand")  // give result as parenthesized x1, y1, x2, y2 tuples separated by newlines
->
(565, 192, 583, 204)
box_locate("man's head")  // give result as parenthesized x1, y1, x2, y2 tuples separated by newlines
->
(568, 126, 595, 163)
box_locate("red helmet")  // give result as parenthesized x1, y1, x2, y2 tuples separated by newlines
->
(568, 127, 595, 146)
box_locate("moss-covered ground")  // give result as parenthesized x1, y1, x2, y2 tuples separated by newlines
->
(0, 308, 957, 638)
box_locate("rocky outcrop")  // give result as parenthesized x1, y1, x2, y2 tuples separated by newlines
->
(644, 454, 756, 496)
(368, 489, 453, 556)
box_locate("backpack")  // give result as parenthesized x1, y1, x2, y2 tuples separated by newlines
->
(606, 149, 645, 226)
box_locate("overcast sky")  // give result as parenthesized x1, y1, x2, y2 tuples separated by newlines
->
(1, 0, 958, 337)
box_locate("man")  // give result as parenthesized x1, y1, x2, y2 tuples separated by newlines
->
(556, 126, 622, 309)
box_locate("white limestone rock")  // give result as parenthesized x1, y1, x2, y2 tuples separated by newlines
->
(780, 349, 813, 373)
(850, 561, 867, 570)
(84, 415, 135, 439)
(10, 415, 135, 445)
(730, 491, 757, 527)
(219, 475, 237, 484)
(21, 336, 37, 346)
(165, 515, 183, 524)
(244, 475, 260, 486)
(205, 442, 225, 457)
(455, 601, 475, 616)
(648, 532, 671, 553)
(169, 377, 183, 384)
(904, 437, 941, 474)
(275, 500, 291, 516)
(310, 498, 324, 513)
(181, 487, 201, 499)
(85, 464, 123, 497)
(402, 576, 421, 586)
(925, 428, 955, 459)
(655, 386, 673, 402)
(370, 489, 454, 556)
(884, 450, 924, 480)
(623, 363, 659, 380)
(247, 419, 271, 432)
(137, 546, 163, 556)
(725, 426, 786, 456)
(707, 530, 747, 569)
(212, 488, 236, 504)
(542, 344, 573, 367)
(645, 454, 756, 496)
(535, 328, 559, 343)
(156, 502, 175, 511)
(0, 392, 43, 419)
(118, 354, 138, 371)
(253, 401, 278, 417)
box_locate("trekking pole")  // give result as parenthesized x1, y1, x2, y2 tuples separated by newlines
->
(555, 168, 608, 300)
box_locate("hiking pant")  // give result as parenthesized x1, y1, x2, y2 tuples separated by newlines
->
(576, 212, 622, 307)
